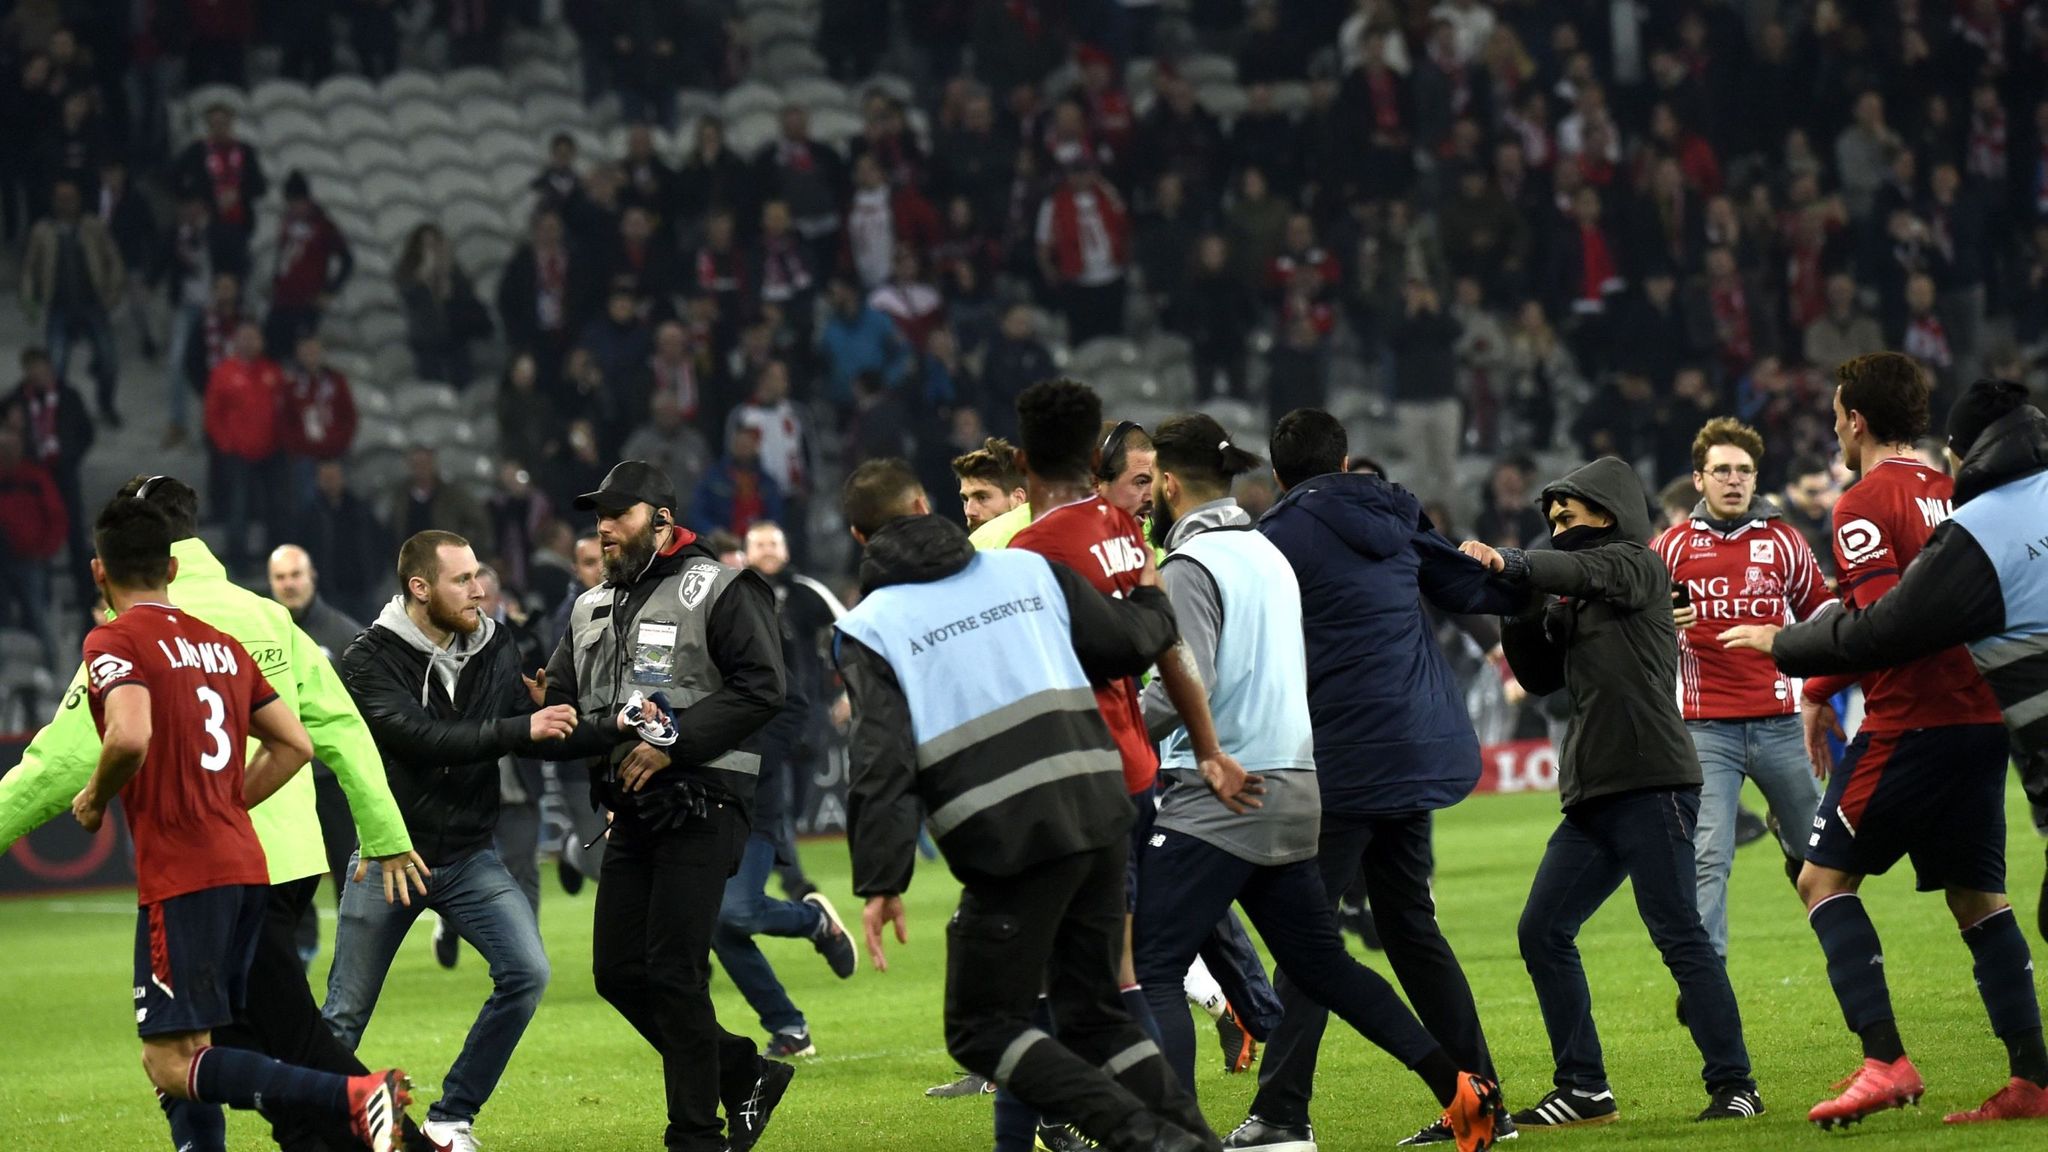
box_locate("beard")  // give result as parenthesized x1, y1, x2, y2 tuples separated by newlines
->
(1148, 492, 1176, 551)
(602, 519, 660, 585)
(427, 593, 481, 635)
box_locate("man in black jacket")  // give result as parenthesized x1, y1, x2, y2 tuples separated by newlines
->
(541, 460, 793, 1152)
(1462, 457, 1762, 1127)
(327, 530, 580, 1152)
(836, 458, 1225, 1152)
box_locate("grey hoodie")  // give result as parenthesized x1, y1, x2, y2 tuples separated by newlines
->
(374, 595, 500, 708)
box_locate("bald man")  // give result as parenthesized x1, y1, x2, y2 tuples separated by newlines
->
(269, 544, 366, 954)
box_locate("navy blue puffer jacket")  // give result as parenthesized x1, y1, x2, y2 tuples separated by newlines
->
(1259, 472, 1524, 815)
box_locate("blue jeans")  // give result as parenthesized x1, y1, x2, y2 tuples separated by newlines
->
(1518, 788, 1754, 1094)
(46, 304, 119, 413)
(1687, 716, 1824, 957)
(163, 300, 201, 431)
(712, 833, 822, 1035)
(324, 849, 550, 1123)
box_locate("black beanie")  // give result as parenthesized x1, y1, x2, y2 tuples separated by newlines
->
(1947, 379, 2033, 458)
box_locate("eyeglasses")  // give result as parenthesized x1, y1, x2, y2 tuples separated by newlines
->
(1096, 420, 1143, 480)
(1703, 465, 1757, 480)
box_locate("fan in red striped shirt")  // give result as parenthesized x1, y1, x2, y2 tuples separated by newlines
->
(1649, 417, 1835, 966)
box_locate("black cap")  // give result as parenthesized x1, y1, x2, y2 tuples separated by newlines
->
(1947, 379, 2033, 458)
(575, 460, 678, 515)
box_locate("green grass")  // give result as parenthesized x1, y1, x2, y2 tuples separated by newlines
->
(3, 783, 2045, 1150)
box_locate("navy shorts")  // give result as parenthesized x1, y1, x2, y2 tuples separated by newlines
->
(132, 884, 267, 1038)
(1807, 724, 2009, 894)
(1126, 784, 1159, 914)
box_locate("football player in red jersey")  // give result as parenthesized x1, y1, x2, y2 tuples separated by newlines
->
(996, 380, 1254, 1152)
(1725, 353, 2048, 1127)
(1653, 417, 1835, 980)
(71, 498, 412, 1152)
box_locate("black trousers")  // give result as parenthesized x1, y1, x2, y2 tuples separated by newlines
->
(1253, 811, 1493, 1125)
(213, 875, 423, 1152)
(295, 767, 359, 959)
(593, 804, 764, 1151)
(946, 843, 1212, 1152)
(1133, 829, 1438, 1093)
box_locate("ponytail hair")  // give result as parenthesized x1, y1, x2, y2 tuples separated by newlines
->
(1152, 412, 1264, 497)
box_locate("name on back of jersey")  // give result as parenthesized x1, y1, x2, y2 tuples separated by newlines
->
(156, 636, 242, 676)
(1088, 536, 1148, 580)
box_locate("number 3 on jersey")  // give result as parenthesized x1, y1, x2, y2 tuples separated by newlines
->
(196, 686, 231, 772)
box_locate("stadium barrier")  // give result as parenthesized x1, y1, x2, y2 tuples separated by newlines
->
(4, 736, 1561, 896)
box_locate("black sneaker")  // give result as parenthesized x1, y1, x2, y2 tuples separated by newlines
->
(1696, 1086, 1765, 1121)
(1217, 1004, 1256, 1074)
(1337, 899, 1383, 951)
(1734, 805, 1768, 846)
(1396, 1111, 1519, 1145)
(1221, 1115, 1316, 1151)
(431, 914, 458, 969)
(804, 892, 858, 978)
(726, 1057, 794, 1152)
(1510, 1087, 1618, 1128)
(1676, 993, 1688, 1027)
(763, 1029, 815, 1059)
(925, 1071, 995, 1098)
(1036, 1122, 1100, 1150)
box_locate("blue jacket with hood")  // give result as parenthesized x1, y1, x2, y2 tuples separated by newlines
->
(1258, 471, 1525, 815)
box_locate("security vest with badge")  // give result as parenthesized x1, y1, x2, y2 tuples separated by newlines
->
(560, 530, 770, 819)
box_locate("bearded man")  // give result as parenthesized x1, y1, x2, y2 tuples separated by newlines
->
(327, 530, 582, 1152)
(539, 461, 796, 1152)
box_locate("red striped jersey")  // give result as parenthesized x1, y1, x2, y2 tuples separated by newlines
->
(1802, 457, 2002, 732)
(1010, 496, 1158, 795)
(1654, 510, 1835, 719)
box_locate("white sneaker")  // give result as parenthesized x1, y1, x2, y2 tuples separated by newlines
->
(422, 1118, 482, 1152)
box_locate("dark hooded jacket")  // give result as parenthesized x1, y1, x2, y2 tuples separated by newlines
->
(1774, 406, 2048, 803)
(1495, 456, 1702, 808)
(836, 514, 1181, 896)
(1259, 472, 1525, 815)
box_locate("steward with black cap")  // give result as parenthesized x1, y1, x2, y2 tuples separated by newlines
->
(540, 459, 793, 1152)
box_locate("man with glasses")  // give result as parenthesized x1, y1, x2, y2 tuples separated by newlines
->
(1653, 418, 1835, 1013)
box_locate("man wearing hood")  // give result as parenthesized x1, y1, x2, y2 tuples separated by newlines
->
(1462, 456, 1763, 1127)
(834, 458, 1225, 1152)
(1726, 376, 2048, 1123)
(1652, 417, 1835, 988)
(1243, 408, 1526, 1150)
(1132, 413, 1502, 1152)
(328, 530, 581, 1152)
(541, 461, 794, 1152)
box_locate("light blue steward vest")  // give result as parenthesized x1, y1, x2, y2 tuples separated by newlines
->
(1159, 527, 1318, 774)
(1950, 470, 2048, 657)
(837, 550, 1091, 763)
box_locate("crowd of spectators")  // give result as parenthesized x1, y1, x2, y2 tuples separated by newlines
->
(2, 0, 2046, 689)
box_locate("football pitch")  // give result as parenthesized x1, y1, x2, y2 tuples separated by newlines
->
(3, 784, 2044, 1151)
